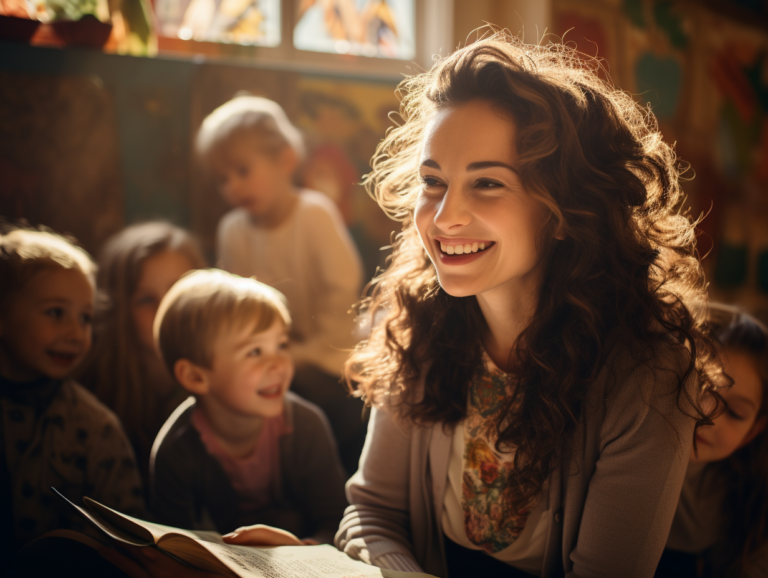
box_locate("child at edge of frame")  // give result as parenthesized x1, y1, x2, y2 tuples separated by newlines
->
(0, 226, 144, 562)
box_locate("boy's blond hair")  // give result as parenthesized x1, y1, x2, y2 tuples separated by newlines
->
(154, 269, 291, 375)
(0, 227, 96, 310)
(196, 95, 305, 166)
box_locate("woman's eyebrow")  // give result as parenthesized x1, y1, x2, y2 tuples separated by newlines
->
(467, 160, 518, 173)
(420, 159, 441, 170)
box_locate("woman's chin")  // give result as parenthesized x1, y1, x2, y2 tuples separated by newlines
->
(436, 277, 482, 298)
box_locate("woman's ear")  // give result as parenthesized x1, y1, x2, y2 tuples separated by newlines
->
(740, 415, 768, 448)
(174, 359, 210, 395)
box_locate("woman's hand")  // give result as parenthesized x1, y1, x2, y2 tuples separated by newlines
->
(222, 524, 316, 546)
(98, 544, 220, 578)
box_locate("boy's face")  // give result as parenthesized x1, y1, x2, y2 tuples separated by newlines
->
(691, 348, 766, 464)
(203, 319, 293, 419)
(0, 268, 94, 382)
(212, 136, 295, 220)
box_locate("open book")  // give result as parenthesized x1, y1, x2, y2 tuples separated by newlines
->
(50, 489, 437, 578)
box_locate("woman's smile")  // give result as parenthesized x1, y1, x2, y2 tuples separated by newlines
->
(435, 238, 496, 265)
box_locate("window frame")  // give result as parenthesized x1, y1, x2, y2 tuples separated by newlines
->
(156, 0, 454, 79)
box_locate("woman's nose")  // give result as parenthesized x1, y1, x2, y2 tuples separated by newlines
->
(434, 186, 471, 230)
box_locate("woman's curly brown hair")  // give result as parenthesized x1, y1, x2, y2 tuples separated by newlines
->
(346, 31, 721, 512)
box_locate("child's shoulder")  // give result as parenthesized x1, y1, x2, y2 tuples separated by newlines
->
(218, 207, 251, 233)
(294, 189, 345, 225)
(284, 391, 334, 435)
(151, 396, 198, 455)
(45, 379, 135, 454)
(56, 379, 123, 430)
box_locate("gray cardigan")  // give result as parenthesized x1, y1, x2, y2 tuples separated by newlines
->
(335, 337, 697, 577)
(150, 392, 348, 544)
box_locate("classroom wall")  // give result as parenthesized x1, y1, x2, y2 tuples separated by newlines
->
(0, 43, 399, 282)
(1, 0, 766, 316)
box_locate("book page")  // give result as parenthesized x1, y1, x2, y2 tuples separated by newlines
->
(190, 543, 437, 578)
(84, 497, 224, 545)
(53, 489, 152, 547)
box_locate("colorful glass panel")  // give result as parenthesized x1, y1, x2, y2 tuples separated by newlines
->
(294, 0, 415, 60)
(155, 0, 281, 46)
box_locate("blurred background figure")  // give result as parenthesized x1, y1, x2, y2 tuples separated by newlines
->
(79, 222, 206, 486)
(658, 304, 768, 578)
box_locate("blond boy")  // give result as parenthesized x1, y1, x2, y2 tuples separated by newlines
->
(197, 96, 366, 473)
(149, 269, 347, 543)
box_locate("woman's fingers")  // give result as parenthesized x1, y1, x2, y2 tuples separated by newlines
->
(222, 524, 303, 546)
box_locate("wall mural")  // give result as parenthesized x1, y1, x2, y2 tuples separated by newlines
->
(553, 0, 768, 317)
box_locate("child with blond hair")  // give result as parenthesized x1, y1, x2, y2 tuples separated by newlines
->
(0, 227, 144, 553)
(197, 95, 366, 473)
(149, 269, 347, 544)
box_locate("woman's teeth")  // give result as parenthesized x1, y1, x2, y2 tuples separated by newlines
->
(440, 242, 486, 255)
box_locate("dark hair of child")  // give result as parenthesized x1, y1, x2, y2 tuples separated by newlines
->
(709, 304, 768, 576)
(79, 222, 206, 481)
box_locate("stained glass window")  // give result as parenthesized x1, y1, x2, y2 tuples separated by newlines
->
(294, 0, 415, 60)
(155, 0, 281, 46)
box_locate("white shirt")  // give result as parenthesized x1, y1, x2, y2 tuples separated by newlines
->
(441, 420, 550, 575)
(217, 190, 363, 375)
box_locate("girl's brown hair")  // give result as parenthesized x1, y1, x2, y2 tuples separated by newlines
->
(79, 222, 206, 469)
(346, 32, 720, 513)
(708, 304, 768, 575)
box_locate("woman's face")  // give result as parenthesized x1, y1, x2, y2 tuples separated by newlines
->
(692, 348, 767, 464)
(131, 250, 196, 351)
(414, 99, 552, 301)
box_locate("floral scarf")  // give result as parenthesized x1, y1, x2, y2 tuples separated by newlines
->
(462, 353, 536, 554)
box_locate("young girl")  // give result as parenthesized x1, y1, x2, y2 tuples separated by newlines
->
(0, 227, 144, 554)
(327, 33, 721, 577)
(79, 222, 206, 484)
(657, 304, 768, 578)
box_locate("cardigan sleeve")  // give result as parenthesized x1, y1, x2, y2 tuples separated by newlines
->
(567, 348, 698, 578)
(335, 406, 424, 572)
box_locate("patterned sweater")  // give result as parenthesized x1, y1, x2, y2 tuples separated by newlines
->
(0, 375, 145, 551)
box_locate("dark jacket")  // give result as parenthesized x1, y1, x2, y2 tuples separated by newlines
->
(150, 392, 348, 544)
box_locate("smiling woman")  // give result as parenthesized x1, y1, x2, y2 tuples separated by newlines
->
(335, 30, 725, 578)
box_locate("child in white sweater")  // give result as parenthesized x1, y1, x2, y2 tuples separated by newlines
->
(196, 96, 365, 473)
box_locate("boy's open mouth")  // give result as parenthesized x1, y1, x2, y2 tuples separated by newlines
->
(47, 350, 78, 366)
(257, 383, 283, 399)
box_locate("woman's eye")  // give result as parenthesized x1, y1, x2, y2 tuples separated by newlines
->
(420, 176, 442, 188)
(726, 407, 745, 421)
(474, 178, 502, 190)
(45, 307, 64, 319)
